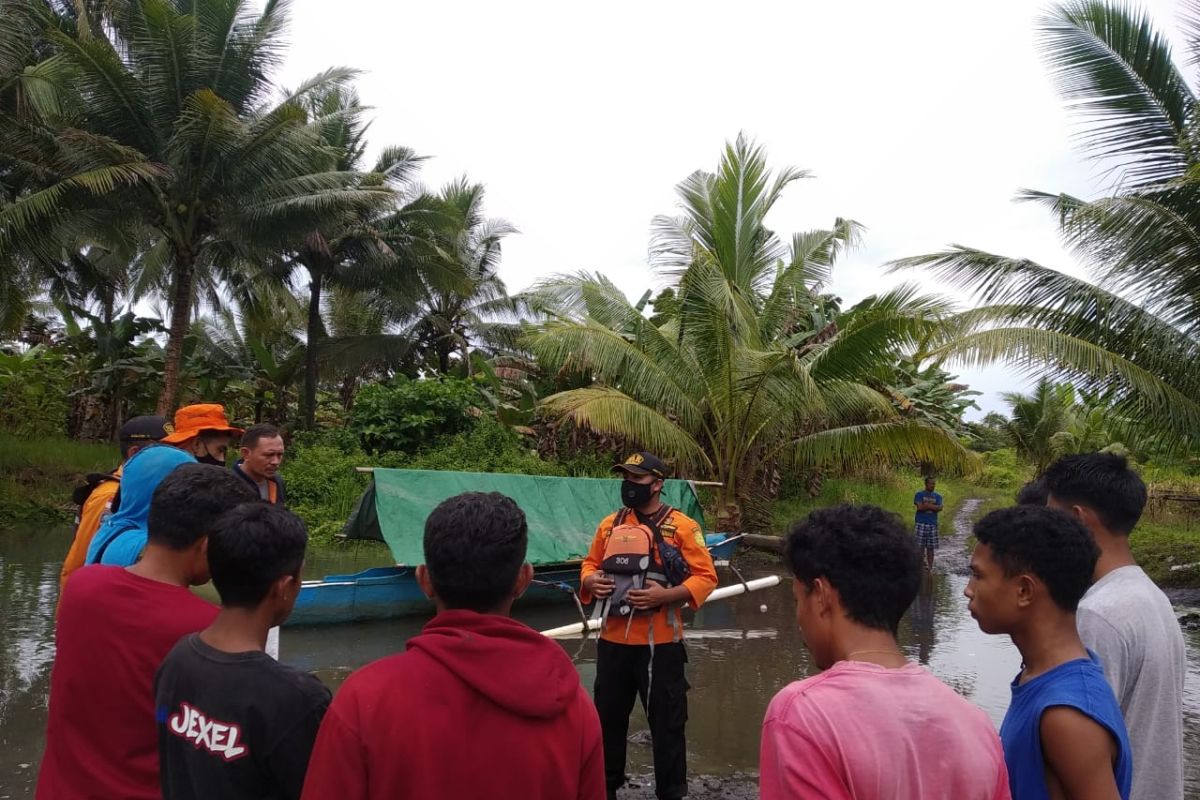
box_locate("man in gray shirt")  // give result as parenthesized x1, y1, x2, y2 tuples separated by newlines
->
(1044, 452, 1186, 800)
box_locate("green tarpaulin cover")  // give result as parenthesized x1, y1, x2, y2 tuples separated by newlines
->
(342, 469, 706, 566)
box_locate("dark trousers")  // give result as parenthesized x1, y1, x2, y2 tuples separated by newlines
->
(593, 639, 688, 800)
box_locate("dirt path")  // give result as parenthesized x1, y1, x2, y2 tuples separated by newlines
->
(935, 497, 984, 576)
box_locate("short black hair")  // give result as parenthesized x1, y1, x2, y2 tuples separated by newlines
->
(1042, 452, 1146, 535)
(208, 503, 308, 609)
(973, 505, 1099, 612)
(241, 423, 282, 450)
(784, 504, 921, 634)
(1016, 479, 1048, 506)
(147, 464, 257, 550)
(423, 492, 527, 612)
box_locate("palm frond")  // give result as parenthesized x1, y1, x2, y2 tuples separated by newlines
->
(539, 386, 711, 469)
(779, 421, 980, 475)
(1039, 1, 1194, 186)
(930, 326, 1200, 439)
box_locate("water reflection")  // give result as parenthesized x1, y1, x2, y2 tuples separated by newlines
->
(3, 530, 1200, 798)
(0, 529, 61, 799)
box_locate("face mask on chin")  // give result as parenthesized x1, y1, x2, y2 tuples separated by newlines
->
(621, 479, 655, 509)
(196, 451, 226, 467)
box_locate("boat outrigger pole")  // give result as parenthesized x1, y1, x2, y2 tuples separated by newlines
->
(538, 575, 781, 639)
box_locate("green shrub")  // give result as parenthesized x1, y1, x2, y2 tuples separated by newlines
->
(384, 418, 565, 476)
(280, 444, 371, 543)
(0, 347, 71, 438)
(351, 378, 481, 454)
(975, 448, 1029, 491)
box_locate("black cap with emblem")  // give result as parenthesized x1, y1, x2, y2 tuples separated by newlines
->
(611, 451, 670, 479)
(118, 415, 170, 443)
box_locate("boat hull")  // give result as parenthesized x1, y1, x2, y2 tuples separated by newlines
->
(288, 564, 582, 627)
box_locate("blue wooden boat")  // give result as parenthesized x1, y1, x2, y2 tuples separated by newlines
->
(289, 564, 583, 627)
(287, 469, 718, 627)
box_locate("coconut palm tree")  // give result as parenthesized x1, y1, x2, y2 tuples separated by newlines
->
(400, 179, 520, 375)
(317, 179, 522, 381)
(274, 85, 441, 428)
(1001, 379, 1078, 475)
(0, 0, 390, 414)
(892, 1, 1200, 449)
(529, 135, 975, 527)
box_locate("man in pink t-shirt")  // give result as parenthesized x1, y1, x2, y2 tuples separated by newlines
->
(760, 504, 1010, 800)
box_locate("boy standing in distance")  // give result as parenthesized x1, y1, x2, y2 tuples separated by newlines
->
(301, 492, 605, 800)
(913, 476, 942, 571)
(156, 503, 329, 800)
(37, 465, 256, 800)
(233, 424, 287, 504)
(580, 452, 718, 800)
(966, 506, 1131, 800)
(1043, 453, 1185, 800)
(760, 504, 1010, 800)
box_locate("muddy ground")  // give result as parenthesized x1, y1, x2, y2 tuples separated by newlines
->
(616, 773, 759, 799)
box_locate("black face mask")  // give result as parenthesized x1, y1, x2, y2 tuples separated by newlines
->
(197, 453, 226, 467)
(621, 479, 656, 509)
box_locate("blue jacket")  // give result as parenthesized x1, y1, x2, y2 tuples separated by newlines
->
(85, 445, 197, 566)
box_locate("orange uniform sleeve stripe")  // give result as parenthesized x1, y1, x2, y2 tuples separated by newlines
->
(671, 513, 718, 609)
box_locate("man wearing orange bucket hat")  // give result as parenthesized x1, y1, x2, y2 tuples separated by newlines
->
(162, 404, 245, 467)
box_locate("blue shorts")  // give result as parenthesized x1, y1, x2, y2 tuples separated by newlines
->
(915, 523, 940, 549)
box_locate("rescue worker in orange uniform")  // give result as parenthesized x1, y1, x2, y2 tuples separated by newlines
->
(579, 452, 718, 800)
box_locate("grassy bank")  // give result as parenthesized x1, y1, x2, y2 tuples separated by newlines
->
(768, 470, 1200, 588)
(770, 474, 1008, 537)
(0, 434, 116, 527)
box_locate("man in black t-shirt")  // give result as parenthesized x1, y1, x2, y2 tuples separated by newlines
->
(155, 503, 329, 800)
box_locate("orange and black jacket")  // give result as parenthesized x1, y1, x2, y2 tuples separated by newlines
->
(232, 461, 287, 504)
(579, 507, 718, 645)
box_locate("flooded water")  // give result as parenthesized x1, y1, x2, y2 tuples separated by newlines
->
(4, 517, 1200, 798)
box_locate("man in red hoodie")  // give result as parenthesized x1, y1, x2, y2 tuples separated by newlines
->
(301, 491, 606, 800)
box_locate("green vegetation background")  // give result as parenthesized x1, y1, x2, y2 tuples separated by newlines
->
(6, 431, 1196, 587)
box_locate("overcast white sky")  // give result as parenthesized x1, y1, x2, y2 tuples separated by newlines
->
(274, 0, 1187, 418)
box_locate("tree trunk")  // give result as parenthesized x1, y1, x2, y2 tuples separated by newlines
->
(303, 271, 323, 430)
(339, 374, 360, 411)
(108, 386, 122, 441)
(156, 253, 195, 416)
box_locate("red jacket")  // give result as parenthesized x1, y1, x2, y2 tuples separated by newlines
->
(301, 610, 605, 800)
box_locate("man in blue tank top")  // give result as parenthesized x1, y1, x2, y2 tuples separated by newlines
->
(965, 505, 1131, 800)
